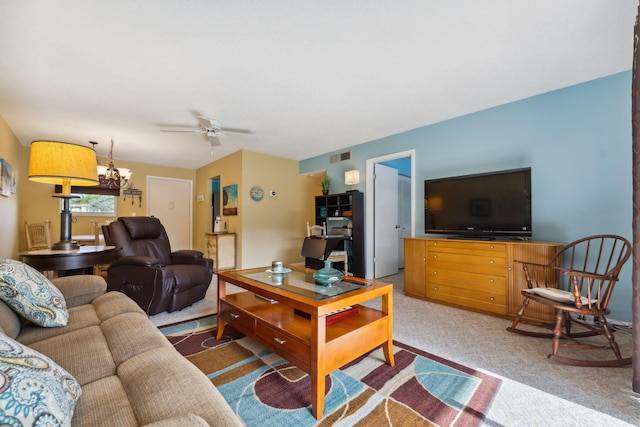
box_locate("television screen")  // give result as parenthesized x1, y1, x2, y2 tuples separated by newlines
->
(425, 167, 532, 238)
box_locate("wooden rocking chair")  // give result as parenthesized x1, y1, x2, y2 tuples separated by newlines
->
(507, 234, 631, 367)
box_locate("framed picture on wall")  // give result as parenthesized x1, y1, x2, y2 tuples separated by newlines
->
(0, 159, 12, 197)
(223, 184, 238, 216)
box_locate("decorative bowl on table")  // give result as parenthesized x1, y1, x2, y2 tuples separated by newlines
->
(313, 260, 344, 286)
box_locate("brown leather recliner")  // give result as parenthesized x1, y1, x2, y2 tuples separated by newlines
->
(103, 216, 213, 315)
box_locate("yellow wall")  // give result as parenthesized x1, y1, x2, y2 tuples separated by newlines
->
(195, 150, 319, 269)
(0, 116, 22, 259)
(241, 150, 318, 268)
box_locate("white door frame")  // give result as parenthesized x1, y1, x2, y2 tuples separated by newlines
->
(146, 175, 193, 249)
(365, 149, 415, 279)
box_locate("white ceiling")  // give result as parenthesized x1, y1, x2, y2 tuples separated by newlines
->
(0, 1, 636, 169)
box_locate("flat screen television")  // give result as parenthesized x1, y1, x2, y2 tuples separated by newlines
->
(424, 167, 532, 238)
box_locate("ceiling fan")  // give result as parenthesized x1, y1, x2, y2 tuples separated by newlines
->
(160, 117, 252, 152)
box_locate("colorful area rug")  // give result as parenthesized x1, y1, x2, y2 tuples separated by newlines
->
(159, 315, 501, 426)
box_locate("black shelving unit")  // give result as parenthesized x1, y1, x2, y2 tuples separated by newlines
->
(312, 191, 364, 278)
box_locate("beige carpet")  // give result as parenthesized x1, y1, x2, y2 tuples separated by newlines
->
(150, 272, 640, 426)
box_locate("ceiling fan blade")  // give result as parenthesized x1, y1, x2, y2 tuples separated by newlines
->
(220, 127, 252, 135)
(161, 129, 207, 134)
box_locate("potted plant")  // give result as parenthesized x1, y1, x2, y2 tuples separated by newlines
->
(320, 176, 331, 195)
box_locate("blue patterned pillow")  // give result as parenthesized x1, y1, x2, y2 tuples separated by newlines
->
(0, 333, 81, 426)
(0, 260, 68, 327)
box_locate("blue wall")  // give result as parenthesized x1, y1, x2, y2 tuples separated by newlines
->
(300, 71, 633, 322)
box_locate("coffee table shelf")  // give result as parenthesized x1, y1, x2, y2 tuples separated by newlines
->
(217, 265, 394, 419)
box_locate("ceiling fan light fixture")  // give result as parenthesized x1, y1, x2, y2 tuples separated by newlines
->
(160, 116, 251, 154)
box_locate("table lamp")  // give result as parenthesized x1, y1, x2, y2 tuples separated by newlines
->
(345, 170, 360, 191)
(28, 141, 98, 250)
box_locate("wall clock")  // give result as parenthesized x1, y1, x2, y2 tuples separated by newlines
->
(250, 185, 264, 201)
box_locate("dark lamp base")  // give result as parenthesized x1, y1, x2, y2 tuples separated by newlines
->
(51, 241, 80, 251)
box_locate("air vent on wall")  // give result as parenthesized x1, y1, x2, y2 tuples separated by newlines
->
(330, 151, 351, 164)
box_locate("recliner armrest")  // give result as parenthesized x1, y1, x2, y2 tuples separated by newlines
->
(172, 250, 212, 268)
(172, 249, 204, 259)
(110, 256, 162, 268)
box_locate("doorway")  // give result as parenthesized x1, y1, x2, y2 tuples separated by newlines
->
(211, 176, 221, 230)
(365, 150, 415, 279)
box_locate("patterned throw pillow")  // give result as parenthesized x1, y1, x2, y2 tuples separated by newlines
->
(0, 333, 81, 426)
(0, 260, 68, 327)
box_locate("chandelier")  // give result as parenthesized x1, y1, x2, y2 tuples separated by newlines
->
(92, 140, 132, 190)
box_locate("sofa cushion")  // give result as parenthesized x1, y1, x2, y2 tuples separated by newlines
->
(29, 325, 116, 387)
(118, 347, 240, 426)
(51, 274, 106, 308)
(0, 300, 21, 339)
(72, 375, 138, 427)
(17, 303, 101, 346)
(0, 333, 82, 426)
(101, 311, 173, 366)
(0, 259, 68, 327)
(92, 291, 147, 322)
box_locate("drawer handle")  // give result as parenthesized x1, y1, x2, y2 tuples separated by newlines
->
(490, 297, 495, 301)
(489, 260, 494, 264)
(433, 255, 437, 259)
(274, 337, 286, 345)
(490, 245, 494, 249)
(489, 278, 494, 283)
(230, 313, 240, 319)
(433, 271, 438, 275)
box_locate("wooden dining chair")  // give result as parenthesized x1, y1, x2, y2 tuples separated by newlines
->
(25, 220, 52, 250)
(507, 234, 632, 367)
(24, 220, 54, 278)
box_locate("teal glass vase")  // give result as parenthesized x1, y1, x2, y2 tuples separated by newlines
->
(313, 260, 344, 286)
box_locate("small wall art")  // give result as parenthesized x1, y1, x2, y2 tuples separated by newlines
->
(0, 159, 12, 197)
(223, 184, 238, 216)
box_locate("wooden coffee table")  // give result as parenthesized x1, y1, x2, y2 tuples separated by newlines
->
(216, 265, 394, 419)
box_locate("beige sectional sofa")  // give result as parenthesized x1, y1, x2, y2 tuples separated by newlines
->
(0, 274, 243, 427)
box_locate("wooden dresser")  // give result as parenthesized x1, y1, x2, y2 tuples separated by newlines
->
(404, 237, 563, 322)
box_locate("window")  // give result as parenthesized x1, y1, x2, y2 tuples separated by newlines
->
(67, 194, 117, 216)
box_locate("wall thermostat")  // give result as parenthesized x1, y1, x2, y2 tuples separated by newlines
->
(269, 190, 277, 197)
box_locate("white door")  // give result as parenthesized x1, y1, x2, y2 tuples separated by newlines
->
(397, 175, 412, 268)
(147, 176, 192, 250)
(374, 163, 399, 278)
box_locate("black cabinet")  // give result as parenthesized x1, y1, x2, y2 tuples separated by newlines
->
(313, 191, 364, 277)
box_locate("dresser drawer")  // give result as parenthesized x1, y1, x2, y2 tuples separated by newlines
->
(255, 321, 310, 371)
(429, 253, 506, 276)
(427, 268, 506, 295)
(428, 240, 506, 256)
(427, 283, 507, 314)
(219, 300, 256, 334)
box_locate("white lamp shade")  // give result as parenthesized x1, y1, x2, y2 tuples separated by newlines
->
(118, 168, 132, 180)
(345, 170, 360, 186)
